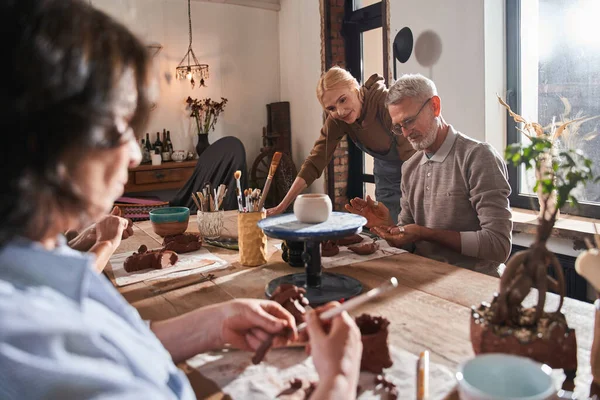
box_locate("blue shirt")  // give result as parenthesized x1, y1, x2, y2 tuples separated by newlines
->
(0, 238, 195, 399)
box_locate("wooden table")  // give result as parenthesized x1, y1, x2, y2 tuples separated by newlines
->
(108, 211, 595, 399)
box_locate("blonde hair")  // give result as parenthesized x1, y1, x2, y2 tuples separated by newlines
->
(316, 66, 361, 107)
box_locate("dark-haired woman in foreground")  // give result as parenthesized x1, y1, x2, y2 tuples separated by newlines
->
(0, 1, 361, 398)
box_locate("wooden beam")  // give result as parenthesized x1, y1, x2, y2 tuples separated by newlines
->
(191, 0, 280, 12)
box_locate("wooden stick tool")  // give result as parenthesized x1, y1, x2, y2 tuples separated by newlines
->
(256, 152, 282, 211)
(296, 277, 398, 332)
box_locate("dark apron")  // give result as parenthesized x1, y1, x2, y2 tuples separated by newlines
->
(350, 133, 403, 224)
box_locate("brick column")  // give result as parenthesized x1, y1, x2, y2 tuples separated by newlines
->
(321, 0, 350, 211)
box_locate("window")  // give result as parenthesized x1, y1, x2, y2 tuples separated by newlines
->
(507, 0, 600, 218)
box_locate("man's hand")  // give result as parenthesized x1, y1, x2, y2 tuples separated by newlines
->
(372, 224, 422, 248)
(345, 195, 393, 228)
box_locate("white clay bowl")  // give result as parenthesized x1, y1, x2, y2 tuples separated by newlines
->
(294, 194, 332, 224)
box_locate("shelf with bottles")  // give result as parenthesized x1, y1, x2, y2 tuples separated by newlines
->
(140, 129, 176, 164)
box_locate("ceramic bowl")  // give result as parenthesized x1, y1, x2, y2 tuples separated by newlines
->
(171, 150, 187, 162)
(149, 206, 190, 237)
(456, 354, 555, 400)
(293, 194, 332, 224)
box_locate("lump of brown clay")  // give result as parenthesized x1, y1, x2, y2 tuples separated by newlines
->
(162, 232, 202, 253)
(337, 234, 364, 246)
(321, 240, 339, 257)
(252, 284, 310, 364)
(355, 314, 393, 373)
(374, 375, 398, 400)
(271, 284, 309, 326)
(348, 240, 379, 255)
(124, 245, 179, 273)
(276, 379, 317, 399)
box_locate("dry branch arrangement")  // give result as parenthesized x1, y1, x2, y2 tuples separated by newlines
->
(469, 97, 599, 388)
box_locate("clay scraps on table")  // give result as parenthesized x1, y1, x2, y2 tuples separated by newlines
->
(337, 234, 364, 246)
(276, 378, 365, 399)
(162, 232, 202, 253)
(124, 244, 179, 272)
(374, 374, 399, 400)
(321, 240, 339, 257)
(348, 240, 380, 255)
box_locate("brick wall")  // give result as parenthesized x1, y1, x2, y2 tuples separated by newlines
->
(323, 0, 350, 211)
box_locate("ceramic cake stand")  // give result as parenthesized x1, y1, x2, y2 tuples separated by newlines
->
(257, 212, 367, 305)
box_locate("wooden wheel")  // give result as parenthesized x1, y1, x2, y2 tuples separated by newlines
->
(251, 150, 297, 209)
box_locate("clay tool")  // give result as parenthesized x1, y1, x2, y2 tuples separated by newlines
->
(416, 350, 429, 400)
(234, 170, 243, 211)
(296, 277, 399, 332)
(251, 277, 399, 365)
(191, 192, 201, 211)
(256, 152, 282, 211)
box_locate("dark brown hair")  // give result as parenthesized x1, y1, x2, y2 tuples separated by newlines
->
(0, 0, 153, 246)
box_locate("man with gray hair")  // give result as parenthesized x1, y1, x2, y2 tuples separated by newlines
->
(346, 74, 512, 276)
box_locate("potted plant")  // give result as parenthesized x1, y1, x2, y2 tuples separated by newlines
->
(470, 96, 598, 389)
(186, 96, 228, 157)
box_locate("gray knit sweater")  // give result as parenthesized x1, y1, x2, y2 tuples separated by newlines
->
(399, 125, 512, 276)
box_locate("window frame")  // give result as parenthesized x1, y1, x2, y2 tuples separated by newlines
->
(342, 0, 385, 200)
(506, 0, 600, 219)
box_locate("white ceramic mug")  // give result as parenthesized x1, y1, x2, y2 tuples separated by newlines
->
(151, 153, 162, 166)
(294, 194, 332, 224)
(456, 354, 555, 400)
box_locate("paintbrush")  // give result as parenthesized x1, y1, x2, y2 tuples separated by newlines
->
(296, 277, 398, 332)
(256, 152, 282, 211)
(234, 170, 243, 212)
(218, 187, 227, 210)
(216, 184, 226, 210)
(197, 192, 206, 212)
(191, 192, 201, 211)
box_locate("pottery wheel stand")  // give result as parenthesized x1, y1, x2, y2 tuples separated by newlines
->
(258, 212, 367, 305)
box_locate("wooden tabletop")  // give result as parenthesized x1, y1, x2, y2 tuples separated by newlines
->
(108, 211, 596, 399)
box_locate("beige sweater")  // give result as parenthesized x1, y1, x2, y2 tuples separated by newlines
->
(298, 74, 415, 187)
(399, 126, 512, 276)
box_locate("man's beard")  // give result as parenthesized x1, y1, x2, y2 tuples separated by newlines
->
(409, 123, 437, 151)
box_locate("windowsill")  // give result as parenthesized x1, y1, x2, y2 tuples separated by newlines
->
(512, 207, 599, 246)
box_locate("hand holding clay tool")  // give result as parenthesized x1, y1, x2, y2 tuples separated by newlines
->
(252, 277, 399, 364)
(296, 277, 398, 332)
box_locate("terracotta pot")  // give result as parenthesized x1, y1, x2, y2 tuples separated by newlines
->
(470, 306, 577, 372)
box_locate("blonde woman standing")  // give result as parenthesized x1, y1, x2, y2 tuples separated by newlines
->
(267, 67, 415, 223)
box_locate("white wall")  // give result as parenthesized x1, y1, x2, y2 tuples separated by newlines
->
(389, 0, 505, 153)
(484, 0, 507, 153)
(278, 0, 324, 193)
(91, 0, 280, 169)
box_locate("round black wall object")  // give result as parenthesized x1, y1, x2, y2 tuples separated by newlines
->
(393, 27, 413, 64)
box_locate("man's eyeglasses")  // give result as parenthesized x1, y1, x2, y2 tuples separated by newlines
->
(391, 97, 432, 136)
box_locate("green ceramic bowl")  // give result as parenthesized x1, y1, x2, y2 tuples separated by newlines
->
(149, 207, 189, 237)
